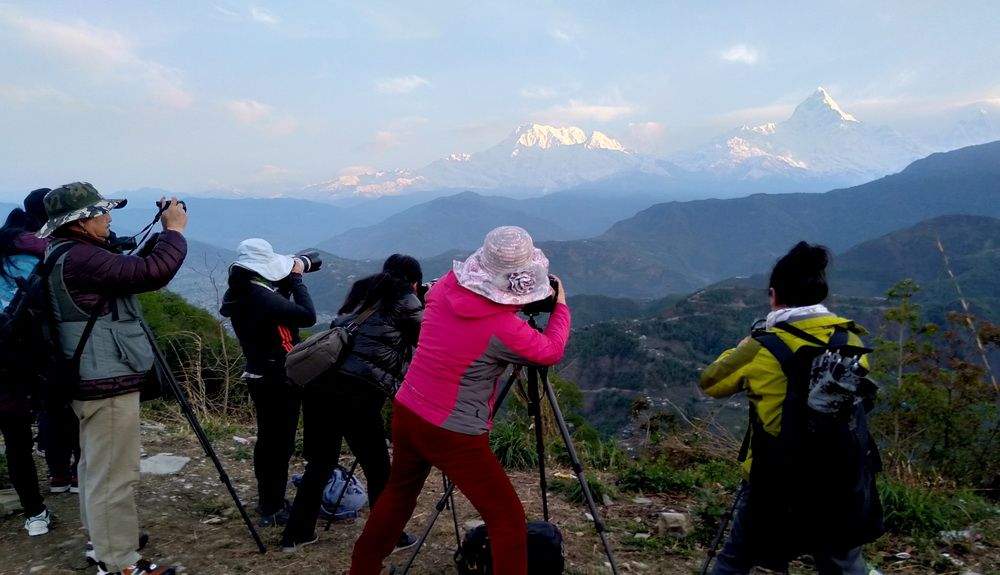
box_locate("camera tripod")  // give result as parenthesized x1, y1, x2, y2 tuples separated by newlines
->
(141, 320, 267, 554)
(393, 357, 621, 574)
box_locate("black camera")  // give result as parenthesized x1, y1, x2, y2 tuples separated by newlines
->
(155, 199, 187, 212)
(417, 279, 437, 304)
(521, 275, 560, 316)
(107, 231, 138, 254)
(294, 250, 323, 273)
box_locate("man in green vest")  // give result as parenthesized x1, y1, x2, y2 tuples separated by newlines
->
(40, 183, 189, 575)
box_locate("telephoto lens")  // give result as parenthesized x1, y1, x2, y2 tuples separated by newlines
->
(295, 250, 323, 273)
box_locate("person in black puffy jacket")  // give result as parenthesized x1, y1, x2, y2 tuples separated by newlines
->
(281, 254, 422, 552)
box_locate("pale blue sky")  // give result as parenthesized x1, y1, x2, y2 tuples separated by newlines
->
(0, 1, 997, 196)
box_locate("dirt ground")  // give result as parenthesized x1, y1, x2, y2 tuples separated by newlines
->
(0, 421, 695, 575)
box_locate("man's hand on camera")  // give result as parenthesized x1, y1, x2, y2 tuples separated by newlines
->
(160, 197, 188, 233)
(291, 258, 305, 275)
(552, 275, 567, 305)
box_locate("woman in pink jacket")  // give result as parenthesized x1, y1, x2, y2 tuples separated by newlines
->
(350, 226, 572, 575)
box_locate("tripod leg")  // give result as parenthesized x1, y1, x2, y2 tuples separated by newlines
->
(700, 484, 744, 575)
(144, 323, 267, 554)
(324, 458, 360, 532)
(540, 371, 620, 575)
(400, 479, 457, 575)
(528, 368, 550, 521)
(447, 477, 462, 547)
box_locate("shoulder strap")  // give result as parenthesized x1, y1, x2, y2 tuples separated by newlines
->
(39, 242, 76, 279)
(753, 331, 795, 368)
(771, 321, 827, 347)
(346, 305, 379, 333)
(71, 297, 107, 366)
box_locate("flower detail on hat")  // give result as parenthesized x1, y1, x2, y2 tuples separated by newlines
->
(507, 271, 536, 296)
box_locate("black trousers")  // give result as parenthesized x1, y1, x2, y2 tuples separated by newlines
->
(284, 378, 389, 540)
(0, 413, 45, 517)
(38, 402, 80, 480)
(247, 376, 301, 516)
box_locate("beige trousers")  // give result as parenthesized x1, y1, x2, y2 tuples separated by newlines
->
(72, 392, 142, 571)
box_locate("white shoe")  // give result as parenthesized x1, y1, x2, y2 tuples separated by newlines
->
(24, 508, 52, 536)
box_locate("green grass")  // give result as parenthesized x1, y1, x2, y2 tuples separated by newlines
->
(617, 457, 741, 494)
(490, 419, 538, 470)
(878, 478, 996, 536)
(550, 473, 617, 505)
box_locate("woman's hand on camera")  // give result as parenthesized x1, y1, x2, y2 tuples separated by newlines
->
(291, 258, 305, 275)
(160, 197, 188, 233)
(552, 275, 567, 305)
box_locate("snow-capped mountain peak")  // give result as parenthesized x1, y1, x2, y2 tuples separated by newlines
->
(671, 86, 924, 182)
(787, 86, 859, 126)
(513, 123, 588, 149)
(586, 130, 627, 151)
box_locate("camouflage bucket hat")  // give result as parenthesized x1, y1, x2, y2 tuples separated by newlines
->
(37, 182, 126, 238)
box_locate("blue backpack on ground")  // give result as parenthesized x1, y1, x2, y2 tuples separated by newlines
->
(291, 465, 368, 520)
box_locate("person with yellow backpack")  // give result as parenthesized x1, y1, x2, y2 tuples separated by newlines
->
(700, 241, 884, 575)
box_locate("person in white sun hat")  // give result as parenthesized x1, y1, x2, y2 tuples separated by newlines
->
(350, 226, 572, 575)
(220, 238, 317, 529)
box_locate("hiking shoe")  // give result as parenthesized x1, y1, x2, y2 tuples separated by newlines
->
(280, 532, 319, 553)
(392, 532, 417, 553)
(97, 559, 176, 575)
(24, 508, 52, 536)
(86, 532, 150, 565)
(70, 475, 79, 494)
(258, 507, 290, 528)
(50, 476, 72, 493)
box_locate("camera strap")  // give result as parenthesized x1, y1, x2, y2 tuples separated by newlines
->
(71, 295, 108, 370)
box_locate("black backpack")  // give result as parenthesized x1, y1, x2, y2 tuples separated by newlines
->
(0, 242, 101, 405)
(746, 322, 884, 566)
(454, 520, 564, 574)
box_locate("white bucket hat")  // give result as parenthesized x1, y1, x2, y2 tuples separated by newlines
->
(231, 238, 296, 282)
(453, 226, 553, 306)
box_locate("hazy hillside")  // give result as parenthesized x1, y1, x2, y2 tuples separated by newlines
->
(318, 191, 574, 259)
(549, 141, 1000, 297)
(561, 211, 1000, 433)
(717, 215, 1000, 321)
(110, 197, 362, 253)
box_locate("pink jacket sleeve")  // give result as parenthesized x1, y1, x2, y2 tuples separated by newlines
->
(495, 303, 572, 366)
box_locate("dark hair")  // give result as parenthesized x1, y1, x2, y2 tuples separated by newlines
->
(339, 254, 422, 315)
(0, 189, 51, 281)
(768, 241, 830, 307)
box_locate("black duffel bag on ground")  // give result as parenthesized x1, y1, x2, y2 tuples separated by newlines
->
(454, 520, 565, 574)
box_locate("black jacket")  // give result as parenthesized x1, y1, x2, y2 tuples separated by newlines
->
(333, 290, 422, 396)
(220, 268, 317, 377)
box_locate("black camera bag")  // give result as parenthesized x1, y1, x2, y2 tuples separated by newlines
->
(454, 520, 564, 574)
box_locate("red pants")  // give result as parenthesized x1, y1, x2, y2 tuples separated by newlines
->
(350, 401, 527, 574)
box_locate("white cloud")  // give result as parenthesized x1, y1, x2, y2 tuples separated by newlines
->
(720, 44, 760, 65)
(250, 6, 279, 25)
(520, 86, 558, 100)
(550, 28, 573, 43)
(629, 121, 666, 140)
(214, 5, 240, 18)
(0, 84, 76, 106)
(372, 130, 400, 151)
(256, 164, 291, 178)
(227, 99, 272, 124)
(626, 121, 667, 152)
(0, 8, 193, 109)
(375, 75, 430, 94)
(226, 99, 297, 135)
(539, 99, 635, 122)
